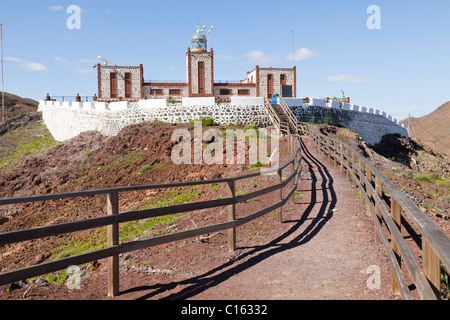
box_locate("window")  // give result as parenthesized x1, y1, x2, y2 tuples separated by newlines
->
(280, 74, 286, 85)
(125, 73, 132, 98)
(150, 88, 163, 95)
(238, 89, 250, 96)
(220, 88, 232, 95)
(267, 74, 273, 99)
(169, 89, 181, 96)
(110, 72, 117, 98)
(198, 61, 205, 94)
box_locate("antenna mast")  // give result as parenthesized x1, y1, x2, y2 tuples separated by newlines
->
(1, 24, 5, 123)
(291, 30, 294, 68)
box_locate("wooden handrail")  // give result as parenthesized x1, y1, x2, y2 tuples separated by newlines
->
(308, 125, 450, 300)
(278, 96, 299, 133)
(263, 98, 281, 131)
(0, 134, 303, 297)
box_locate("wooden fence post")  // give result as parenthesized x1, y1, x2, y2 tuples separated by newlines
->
(227, 180, 236, 252)
(276, 168, 283, 223)
(332, 141, 337, 169)
(374, 177, 383, 244)
(107, 192, 119, 297)
(391, 197, 402, 294)
(290, 144, 295, 205)
(423, 237, 441, 299)
(351, 152, 357, 187)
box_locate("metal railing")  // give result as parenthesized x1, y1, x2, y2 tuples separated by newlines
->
(45, 96, 95, 102)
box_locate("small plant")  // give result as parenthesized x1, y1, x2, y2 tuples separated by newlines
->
(189, 118, 216, 126)
(167, 96, 176, 104)
(248, 159, 264, 171)
(441, 263, 449, 300)
(138, 165, 152, 175)
(323, 113, 332, 125)
(413, 172, 441, 183)
(243, 124, 258, 131)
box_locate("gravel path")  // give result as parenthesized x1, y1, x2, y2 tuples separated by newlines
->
(183, 136, 396, 300)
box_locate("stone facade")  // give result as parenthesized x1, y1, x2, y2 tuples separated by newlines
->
(186, 50, 214, 96)
(99, 65, 142, 99)
(258, 67, 296, 99)
(143, 83, 189, 99)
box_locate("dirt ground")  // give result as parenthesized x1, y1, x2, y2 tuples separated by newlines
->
(0, 135, 398, 301)
(0, 120, 448, 301)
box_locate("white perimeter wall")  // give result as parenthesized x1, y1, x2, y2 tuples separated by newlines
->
(38, 97, 408, 145)
(38, 97, 270, 141)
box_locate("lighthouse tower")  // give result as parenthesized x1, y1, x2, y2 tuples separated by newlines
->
(186, 27, 214, 97)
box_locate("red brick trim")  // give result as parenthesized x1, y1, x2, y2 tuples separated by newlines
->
(213, 83, 256, 87)
(190, 93, 216, 98)
(186, 48, 192, 97)
(140, 64, 144, 99)
(293, 66, 296, 98)
(143, 83, 188, 87)
(255, 65, 260, 97)
(97, 63, 102, 98)
(210, 48, 214, 97)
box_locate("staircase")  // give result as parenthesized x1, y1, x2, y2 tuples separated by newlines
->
(264, 96, 300, 135)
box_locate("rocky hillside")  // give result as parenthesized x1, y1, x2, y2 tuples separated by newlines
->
(0, 112, 289, 283)
(401, 102, 450, 158)
(0, 91, 38, 120)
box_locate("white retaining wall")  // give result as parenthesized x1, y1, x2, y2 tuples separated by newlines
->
(283, 97, 409, 145)
(38, 97, 270, 142)
(38, 97, 409, 145)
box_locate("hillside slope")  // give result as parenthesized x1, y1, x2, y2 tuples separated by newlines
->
(401, 102, 450, 157)
(0, 119, 290, 280)
(0, 91, 38, 121)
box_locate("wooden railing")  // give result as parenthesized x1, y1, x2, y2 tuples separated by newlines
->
(0, 134, 302, 297)
(308, 126, 450, 300)
(278, 97, 299, 134)
(264, 98, 283, 132)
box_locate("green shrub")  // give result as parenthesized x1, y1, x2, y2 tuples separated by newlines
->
(189, 118, 216, 126)
(413, 172, 441, 183)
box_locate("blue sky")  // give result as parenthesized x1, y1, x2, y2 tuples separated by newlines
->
(0, 0, 449, 120)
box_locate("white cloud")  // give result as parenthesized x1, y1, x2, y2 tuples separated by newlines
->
(4, 56, 21, 62)
(217, 54, 236, 61)
(79, 58, 97, 64)
(21, 62, 47, 72)
(54, 57, 69, 63)
(48, 5, 63, 12)
(75, 69, 93, 74)
(245, 50, 274, 64)
(326, 75, 368, 83)
(287, 48, 318, 61)
(168, 65, 177, 72)
(5, 56, 47, 72)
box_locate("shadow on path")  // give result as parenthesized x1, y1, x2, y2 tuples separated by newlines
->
(121, 138, 338, 300)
